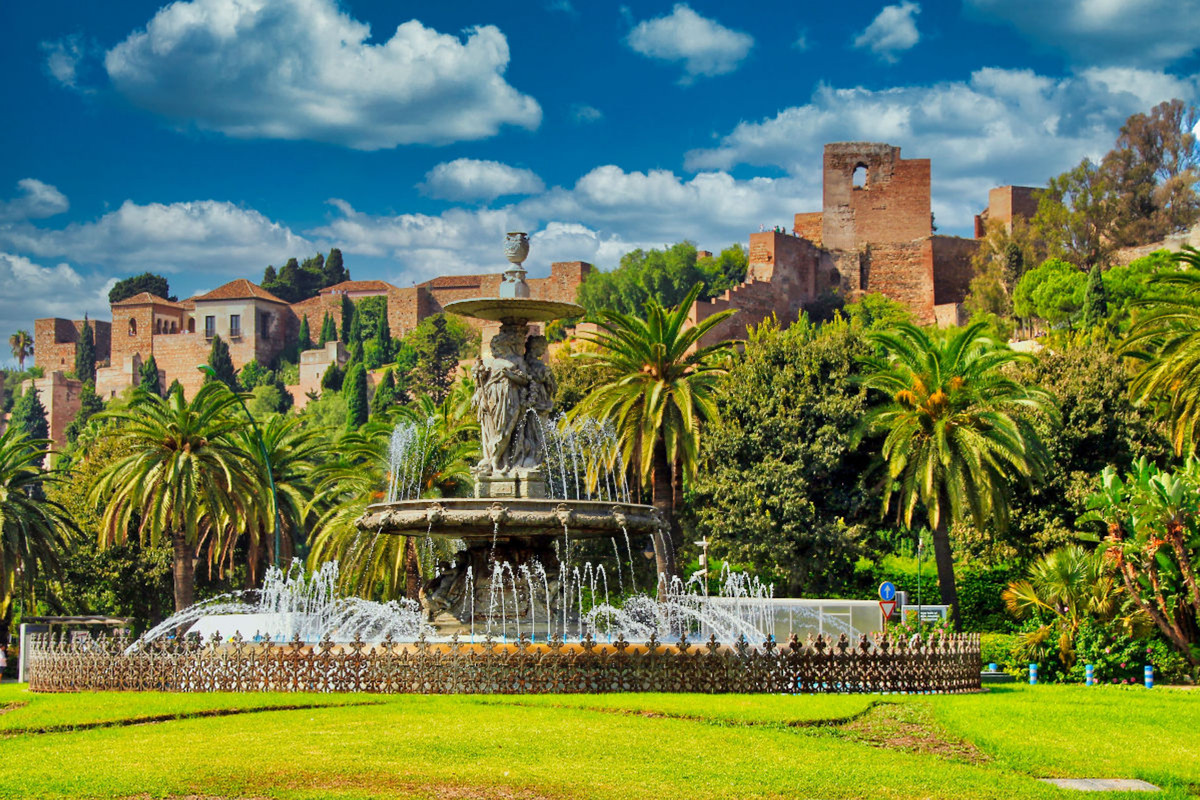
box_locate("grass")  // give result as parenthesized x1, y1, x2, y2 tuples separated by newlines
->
(0, 683, 1195, 799)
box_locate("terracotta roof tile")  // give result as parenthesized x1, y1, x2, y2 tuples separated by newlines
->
(110, 292, 187, 308)
(319, 279, 393, 294)
(191, 279, 288, 305)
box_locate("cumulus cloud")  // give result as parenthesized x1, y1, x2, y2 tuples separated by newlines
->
(102, 0, 541, 149)
(419, 159, 545, 202)
(41, 35, 91, 90)
(626, 4, 754, 82)
(853, 2, 921, 63)
(0, 179, 69, 223)
(965, 0, 1200, 68)
(0, 253, 114, 346)
(686, 67, 1200, 232)
(0, 199, 311, 276)
(310, 166, 807, 284)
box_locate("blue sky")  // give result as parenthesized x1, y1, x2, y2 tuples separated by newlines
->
(3, 0, 1200, 347)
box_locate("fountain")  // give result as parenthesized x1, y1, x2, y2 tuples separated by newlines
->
(355, 232, 665, 639)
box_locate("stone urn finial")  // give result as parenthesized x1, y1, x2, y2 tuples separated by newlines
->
(504, 232, 530, 266)
(499, 233, 531, 299)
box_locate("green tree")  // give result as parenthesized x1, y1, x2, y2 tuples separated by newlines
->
(857, 322, 1055, 629)
(75, 316, 96, 384)
(0, 428, 74, 650)
(318, 311, 337, 347)
(1123, 246, 1200, 453)
(1032, 159, 1117, 268)
(687, 316, 877, 595)
(321, 363, 344, 394)
(370, 368, 397, 418)
(109, 272, 172, 304)
(577, 241, 748, 317)
(574, 284, 736, 579)
(10, 387, 49, 440)
(1013, 258, 1087, 330)
(344, 364, 368, 429)
(204, 334, 238, 390)
(410, 314, 469, 403)
(324, 248, 348, 286)
(138, 354, 161, 396)
(8, 330, 33, 371)
(298, 315, 312, 351)
(1084, 457, 1200, 665)
(340, 295, 354, 344)
(89, 383, 263, 611)
(1080, 265, 1108, 328)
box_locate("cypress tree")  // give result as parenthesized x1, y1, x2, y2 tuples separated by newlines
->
(205, 334, 238, 390)
(1081, 264, 1108, 328)
(10, 387, 49, 440)
(139, 354, 161, 396)
(324, 248, 347, 286)
(298, 314, 312, 350)
(374, 310, 392, 362)
(340, 295, 354, 344)
(349, 304, 364, 344)
(167, 379, 184, 399)
(370, 368, 396, 417)
(75, 315, 96, 384)
(319, 311, 337, 346)
(344, 364, 368, 429)
(415, 315, 458, 403)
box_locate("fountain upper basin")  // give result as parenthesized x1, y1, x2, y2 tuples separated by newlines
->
(443, 297, 583, 323)
(357, 497, 662, 542)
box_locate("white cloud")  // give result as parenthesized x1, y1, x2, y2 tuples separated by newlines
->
(419, 159, 545, 202)
(310, 166, 807, 284)
(625, 4, 753, 82)
(853, 2, 921, 63)
(0, 179, 69, 223)
(102, 0, 541, 149)
(0, 253, 114, 347)
(965, 0, 1200, 68)
(41, 35, 88, 90)
(0, 199, 311, 276)
(571, 104, 604, 124)
(686, 67, 1200, 233)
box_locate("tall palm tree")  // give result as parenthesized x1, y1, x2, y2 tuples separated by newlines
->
(1123, 245, 1200, 454)
(89, 384, 263, 612)
(573, 283, 735, 580)
(0, 429, 74, 645)
(225, 414, 324, 584)
(8, 330, 33, 372)
(307, 388, 477, 600)
(857, 321, 1054, 629)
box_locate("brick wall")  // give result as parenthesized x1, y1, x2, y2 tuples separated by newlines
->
(20, 372, 83, 451)
(110, 306, 157, 366)
(792, 212, 823, 245)
(861, 241, 936, 323)
(96, 354, 141, 400)
(930, 236, 979, 306)
(822, 143, 931, 251)
(34, 318, 112, 372)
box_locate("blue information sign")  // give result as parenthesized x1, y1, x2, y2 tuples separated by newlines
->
(879, 581, 896, 601)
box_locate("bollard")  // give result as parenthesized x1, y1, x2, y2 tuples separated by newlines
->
(1029, 663, 1038, 685)
(988, 662, 998, 672)
(1085, 664, 1094, 686)
(1145, 665, 1154, 689)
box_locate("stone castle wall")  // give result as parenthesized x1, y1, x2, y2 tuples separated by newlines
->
(34, 318, 112, 374)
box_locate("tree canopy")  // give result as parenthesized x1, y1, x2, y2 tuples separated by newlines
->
(577, 242, 748, 317)
(109, 273, 173, 304)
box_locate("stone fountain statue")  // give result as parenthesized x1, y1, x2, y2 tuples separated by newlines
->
(355, 233, 662, 637)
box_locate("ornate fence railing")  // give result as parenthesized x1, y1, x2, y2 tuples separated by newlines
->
(26, 631, 982, 694)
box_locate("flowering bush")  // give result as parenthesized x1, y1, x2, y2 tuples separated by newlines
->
(885, 609, 952, 641)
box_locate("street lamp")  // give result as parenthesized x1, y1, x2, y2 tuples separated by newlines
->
(694, 536, 710, 599)
(196, 365, 283, 569)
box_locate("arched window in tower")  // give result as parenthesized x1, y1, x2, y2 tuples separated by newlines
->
(128, 318, 137, 336)
(170, 321, 177, 333)
(852, 164, 868, 189)
(188, 318, 195, 334)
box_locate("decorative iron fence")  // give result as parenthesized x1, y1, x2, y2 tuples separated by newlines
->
(26, 631, 982, 694)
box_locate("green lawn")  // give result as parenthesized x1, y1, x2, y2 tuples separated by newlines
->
(0, 683, 1195, 799)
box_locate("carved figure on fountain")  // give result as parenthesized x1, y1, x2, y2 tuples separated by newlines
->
(473, 326, 530, 476)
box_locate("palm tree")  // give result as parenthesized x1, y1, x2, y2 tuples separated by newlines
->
(573, 283, 735, 580)
(0, 429, 74, 647)
(857, 321, 1054, 629)
(307, 388, 477, 600)
(1003, 544, 1145, 667)
(89, 384, 263, 612)
(1123, 245, 1200, 454)
(8, 330, 33, 371)
(226, 414, 324, 584)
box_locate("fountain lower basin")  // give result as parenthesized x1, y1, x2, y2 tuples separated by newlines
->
(356, 497, 662, 541)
